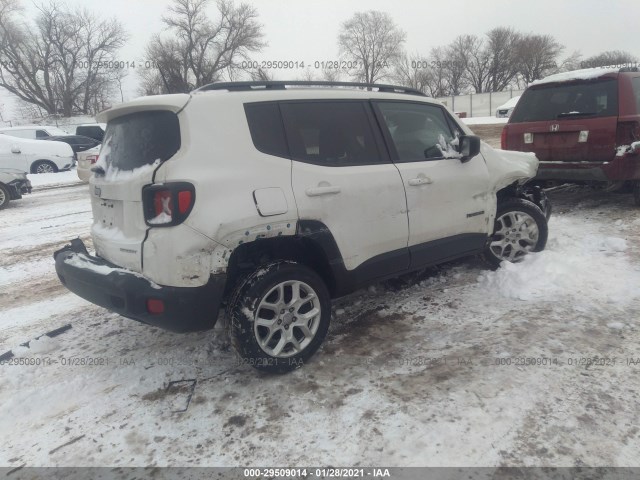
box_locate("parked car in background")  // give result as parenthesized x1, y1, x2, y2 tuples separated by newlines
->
(54, 80, 551, 373)
(76, 145, 100, 183)
(495, 96, 521, 118)
(0, 134, 75, 173)
(0, 125, 69, 139)
(502, 67, 640, 202)
(75, 123, 106, 142)
(44, 135, 101, 156)
(0, 168, 31, 210)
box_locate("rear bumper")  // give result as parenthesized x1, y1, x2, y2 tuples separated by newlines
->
(536, 153, 640, 181)
(54, 239, 226, 333)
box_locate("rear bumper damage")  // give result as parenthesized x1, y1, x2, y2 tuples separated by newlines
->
(53, 238, 225, 333)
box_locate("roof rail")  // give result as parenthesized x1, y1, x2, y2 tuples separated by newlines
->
(193, 80, 427, 97)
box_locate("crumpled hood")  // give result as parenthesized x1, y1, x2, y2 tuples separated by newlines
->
(481, 143, 539, 191)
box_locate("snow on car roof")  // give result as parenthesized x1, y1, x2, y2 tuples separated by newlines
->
(529, 67, 619, 86)
(497, 96, 521, 109)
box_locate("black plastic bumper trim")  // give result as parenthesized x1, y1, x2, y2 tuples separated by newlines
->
(53, 238, 225, 333)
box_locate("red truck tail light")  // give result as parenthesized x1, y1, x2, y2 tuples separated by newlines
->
(616, 121, 640, 146)
(501, 126, 508, 149)
(142, 182, 195, 227)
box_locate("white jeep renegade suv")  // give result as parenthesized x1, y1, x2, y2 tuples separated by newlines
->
(54, 81, 551, 373)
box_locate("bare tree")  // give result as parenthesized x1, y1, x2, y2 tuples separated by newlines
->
(141, 0, 265, 94)
(557, 50, 582, 72)
(485, 27, 521, 92)
(581, 50, 638, 68)
(392, 54, 428, 93)
(338, 10, 405, 84)
(449, 34, 491, 93)
(0, 0, 127, 116)
(515, 33, 564, 85)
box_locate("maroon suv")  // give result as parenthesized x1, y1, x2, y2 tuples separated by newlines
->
(501, 67, 640, 197)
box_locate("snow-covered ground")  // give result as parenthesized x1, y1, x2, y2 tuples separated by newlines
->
(2, 183, 640, 467)
(27, 169, 83, 189)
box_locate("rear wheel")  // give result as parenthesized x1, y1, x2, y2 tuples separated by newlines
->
(0, 184, 10, 210)
(227, 261, 331, 373)
(483, 198, 548, 268)
(31, 160, 57, 174)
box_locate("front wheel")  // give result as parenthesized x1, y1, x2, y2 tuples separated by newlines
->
(227, 261, 331, 373)
(483, 198, 548, 268)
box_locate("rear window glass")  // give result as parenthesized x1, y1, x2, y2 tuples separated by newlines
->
(632, 77, 640, 113)
(102, 111, 180, 171)
(511, 78, 618, 123)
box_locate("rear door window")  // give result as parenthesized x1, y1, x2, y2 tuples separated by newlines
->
(280, 101, 385, 167)
(511, 78, 618, 123)
(102, 111, 180, 171)
(35, 130, 48, 138)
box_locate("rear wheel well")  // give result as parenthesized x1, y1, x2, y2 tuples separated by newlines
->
(224, 237, 336, 300)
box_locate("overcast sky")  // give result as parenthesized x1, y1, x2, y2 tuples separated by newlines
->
(1, 0, 638, 120)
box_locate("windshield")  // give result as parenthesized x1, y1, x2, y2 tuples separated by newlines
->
(510, 78, 618, 123)
(100, 111, 180, 171)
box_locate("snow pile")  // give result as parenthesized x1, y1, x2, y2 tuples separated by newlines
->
(27, 169, 82, 189)
(479, 219, 640, 308)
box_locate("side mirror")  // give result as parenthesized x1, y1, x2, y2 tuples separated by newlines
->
(459, 135, 481, 163)
(11, 146, 21, 154)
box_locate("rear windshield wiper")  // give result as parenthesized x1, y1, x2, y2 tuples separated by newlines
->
(556, 112, 597, 118)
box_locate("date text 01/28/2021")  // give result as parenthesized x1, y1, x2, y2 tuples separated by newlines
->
(242, 468, 391, 477)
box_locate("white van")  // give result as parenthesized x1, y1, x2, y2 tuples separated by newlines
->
(0, 125, 70, 140)
(0, 134, 75, 173)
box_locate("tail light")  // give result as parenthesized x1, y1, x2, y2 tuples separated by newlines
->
(500, 126, 508, 149)
(616, 121, 640, 146)
(142, 182, 195, 227)
(86, 155, 99, 165)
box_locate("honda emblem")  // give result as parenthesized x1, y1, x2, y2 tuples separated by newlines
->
(550, 124, 560, 132)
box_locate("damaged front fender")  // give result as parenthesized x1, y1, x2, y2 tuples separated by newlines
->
(481, 143, 539, 192)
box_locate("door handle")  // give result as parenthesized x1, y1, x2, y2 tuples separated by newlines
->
(408, 176, 432, 186)
(305, 185, 341, 197)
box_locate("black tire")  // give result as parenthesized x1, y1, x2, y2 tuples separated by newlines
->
(0, 184, 10, 210)
(633, 182, 640, 207)
(482, 198, 549, 269)
(31, 160, 58, 174)
(227, 261, 331, 374)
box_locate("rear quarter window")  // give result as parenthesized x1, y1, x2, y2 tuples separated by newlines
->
(102, 111, 180, 171)
(244, 103, 289, 158)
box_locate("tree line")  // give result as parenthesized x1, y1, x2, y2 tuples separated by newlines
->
(0, 0, 637, 117)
